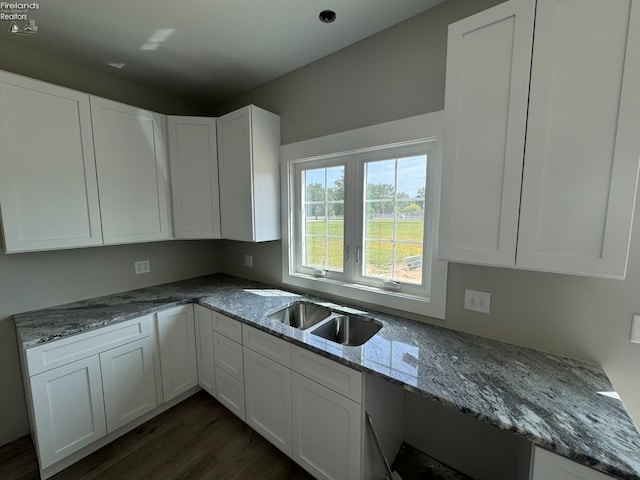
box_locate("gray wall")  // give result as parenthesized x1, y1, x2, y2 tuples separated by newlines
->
(0, 38, 207, 114)
(0, 40, 221, 446)
(215, 0, 640, 430)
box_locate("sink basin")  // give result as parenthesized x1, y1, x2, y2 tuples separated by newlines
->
(267, 301, 333, 330)
(310, 314, 382, 346)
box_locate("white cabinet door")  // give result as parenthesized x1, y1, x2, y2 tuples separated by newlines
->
(517, 0, 640, 278)
(215, 367, 245, 421)
(194, 305, 216, 397)
(439, 0, 534, 266)
(217, 105, 281, 242)
(100, 337, 157, 432)
(440, 0, 640, 278)
(291, 372, 361, 480)
(0, 71, 103, 252)
(243, 347, 292, 456)
(531, 447, 616, 480)
(157, 305, 198, 402)
(90, 96, 171, 244)
(167, 116, 221, 239)
(30, 355, 107, 469)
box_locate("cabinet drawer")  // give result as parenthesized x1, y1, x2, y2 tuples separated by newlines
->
(215, 367, 245, 421)
(213, 313, 242, 343)
(243, 325, 291, 367)
(213, 332, 244, 382)
(291, 345, 362, 404)
(26, 315, 152, 376)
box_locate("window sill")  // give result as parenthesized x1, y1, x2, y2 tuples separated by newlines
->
(282, 270, 446, 319)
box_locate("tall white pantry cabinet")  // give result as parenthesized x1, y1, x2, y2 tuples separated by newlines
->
(439, 0, 640, 278)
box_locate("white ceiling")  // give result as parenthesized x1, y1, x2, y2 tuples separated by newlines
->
(7, 0, 446, 106)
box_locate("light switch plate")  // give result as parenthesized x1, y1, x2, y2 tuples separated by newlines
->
(631, 314, 640, 344)
(464, 289, 491, 314)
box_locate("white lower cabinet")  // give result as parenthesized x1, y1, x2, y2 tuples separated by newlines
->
(211, 314, 245, 420)
(30, 355, 107, 469)
(24, 315, 160, 473)
(157, 305, 198, 402)
(198, 320, 363, 480)
(531, 447, 616, 480)
(243, 346, 292, 456)
(194, 305, 216, 397)
(215, 367, 245, 420)
(292, 372, 361, 480)
(100, 337, 157, 432)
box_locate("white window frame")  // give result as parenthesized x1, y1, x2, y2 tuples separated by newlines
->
(280, 111, 447, 319)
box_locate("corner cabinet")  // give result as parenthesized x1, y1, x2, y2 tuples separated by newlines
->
(217, 105, 281, 242)
(0, 71, 103, 252)
(90, 97, 172, 244)
(167, 116, 221, 239)
(440, 0, 640, 278)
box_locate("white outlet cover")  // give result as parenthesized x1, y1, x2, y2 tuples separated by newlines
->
(464, 289, 491, 314)
(134, 260, 151, 274)
(244, 254, 253, 267)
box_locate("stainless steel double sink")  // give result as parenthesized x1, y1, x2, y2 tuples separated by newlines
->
(266, 301, 382, 346)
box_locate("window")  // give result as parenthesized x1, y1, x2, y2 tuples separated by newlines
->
(281, 112, 447, 319)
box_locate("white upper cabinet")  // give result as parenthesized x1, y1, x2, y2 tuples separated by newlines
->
(440, 0, 534, 266)
(217, 105, 281, 242)
(517, 0, 640, 277)
(0, 71, 103, 252)
(167, 116, 221, 239)
(440, 0, 640, 278)
(90, 96, 172, 244)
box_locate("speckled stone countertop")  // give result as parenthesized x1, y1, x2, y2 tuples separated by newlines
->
(13, 274, 640, 480)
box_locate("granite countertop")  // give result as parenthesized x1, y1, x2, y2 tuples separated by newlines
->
(13, 274, 640, 480)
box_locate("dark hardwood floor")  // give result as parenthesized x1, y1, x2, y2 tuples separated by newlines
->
(0, 391, 315, 480)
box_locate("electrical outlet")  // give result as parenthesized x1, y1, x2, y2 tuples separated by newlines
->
(134, 260, 151, 274)
(631, 314, 640, 344)
(244, 254, 253, 268)
(464, 289, 491, 314)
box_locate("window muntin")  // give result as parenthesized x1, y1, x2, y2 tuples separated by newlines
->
(362, 155, 427, 286)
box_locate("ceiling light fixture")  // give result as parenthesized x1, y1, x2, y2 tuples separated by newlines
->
(319, 10, 336, 24)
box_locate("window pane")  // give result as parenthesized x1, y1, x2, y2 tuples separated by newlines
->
(327, 237, 344, 271)
(365, 218, 393, 241)
(305, 235, 326, 269)
(363, 155, 426, 285)
(301, 165, 345, 272)
(364, 240, 393, 279)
